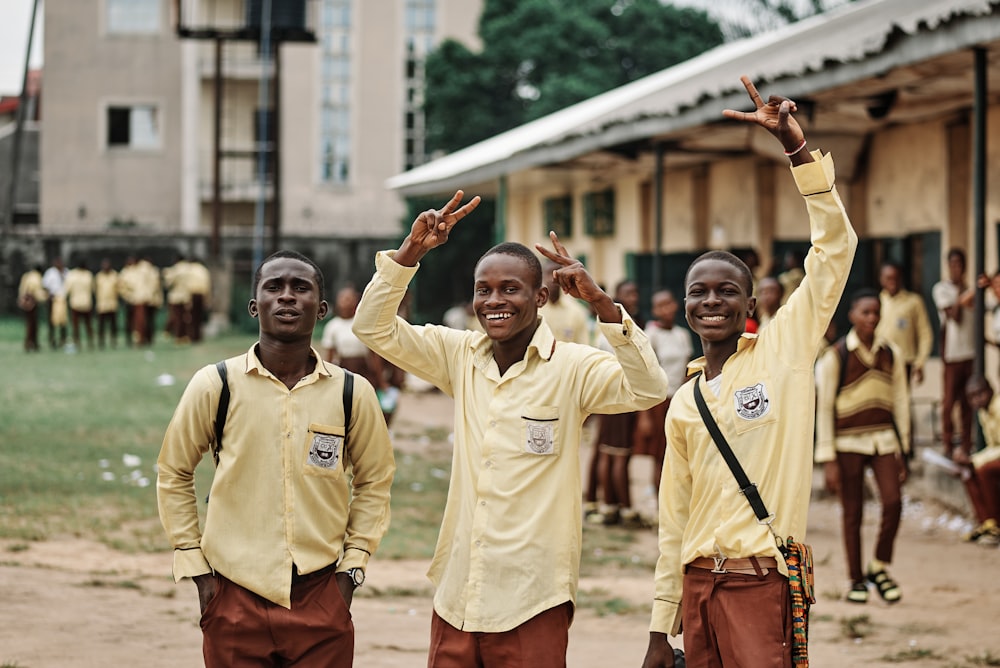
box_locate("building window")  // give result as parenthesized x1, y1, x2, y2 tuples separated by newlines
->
(107, 0, 161, 34)
(107, 105, 161, 149)
(544, 196, 573, 239)
(318, 0, 352, 185)
(583, 188, 615, 237)
(403, 0, 436, 170)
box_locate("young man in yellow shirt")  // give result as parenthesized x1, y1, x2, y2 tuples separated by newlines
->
(644, 76, 857, 667)
(353, 195, 667, 667)
(157, 250, 395, 667)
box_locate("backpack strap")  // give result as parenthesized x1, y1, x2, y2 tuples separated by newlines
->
(212, 360, 229, 466)
(342, 369, 354, 447)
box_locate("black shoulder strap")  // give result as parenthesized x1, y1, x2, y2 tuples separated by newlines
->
(834, 336, 849, 391)
(692, 374, 772, 523)
(212, 362, 353, 465)
(342, 369, 354, 447)
(212, 361, 229, 466)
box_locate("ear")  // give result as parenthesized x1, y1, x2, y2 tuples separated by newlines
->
(317, 300, 329, 321)
(536, 285, 549, 308)
(248, 299, 258, 318)
(746, 296, 757, 318)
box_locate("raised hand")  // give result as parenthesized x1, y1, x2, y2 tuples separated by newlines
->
(722, 75, 807, 157)
(408, 190, 481, 251)
(535, 231, 621, 323)
(395, 190, 481, 266)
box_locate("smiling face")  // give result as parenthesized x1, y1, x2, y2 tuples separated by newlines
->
(684, 258, 755, 344)
(249, 256, 328, 344)
(473, 252, 547, 345)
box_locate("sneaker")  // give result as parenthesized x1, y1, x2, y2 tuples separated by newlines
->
(846, 581, 868, 604)
(976, 525, 1000, 547)
(619, 509, 652, 530)
(866, 567, 901, 604)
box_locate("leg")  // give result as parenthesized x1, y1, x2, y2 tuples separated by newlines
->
(956, 359, 975, 456)
(836, 452, 867, 587)
(427, 610, 481, 668)
(477, 602, 571, 668)
(680, 569, 725, 668)
(70, 309, 82, 348)
(279, 571, 355, 668)
(201, 575, 277, 668)
(713, 571, 792, 668)
(83, 311, 95, 349)
(941, 362, 959, 456)
(869, 453, 903, 565)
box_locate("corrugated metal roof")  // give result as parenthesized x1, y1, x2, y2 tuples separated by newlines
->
(388, 0, 999, 195)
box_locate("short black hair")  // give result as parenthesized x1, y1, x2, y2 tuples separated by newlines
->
(253, 250, 325, 300)
(685, 250, 754, 295)
(849, 287, 880, 308)
(947, 248, 967, 266)
(477, 242, 543, 288)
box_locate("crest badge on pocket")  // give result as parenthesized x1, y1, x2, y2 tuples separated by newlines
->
(525, 422, 555, 455)
(733, 382, 770, 421)
(308, 432, 342, 469)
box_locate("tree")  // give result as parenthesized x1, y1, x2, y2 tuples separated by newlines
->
(424, 0, 725, 154)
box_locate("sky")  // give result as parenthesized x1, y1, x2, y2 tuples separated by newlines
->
(1, 0, 43, 96)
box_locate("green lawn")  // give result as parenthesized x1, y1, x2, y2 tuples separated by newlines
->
(0, 315, 654, 584)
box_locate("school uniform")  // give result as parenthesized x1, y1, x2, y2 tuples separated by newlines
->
(876, 288, 933, 378)
(650, 151, 857, 664)
(353, 251, 666, 663)
(157, 345, 395, 666)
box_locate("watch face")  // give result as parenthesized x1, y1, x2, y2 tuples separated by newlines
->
(350, 568, 365, 586)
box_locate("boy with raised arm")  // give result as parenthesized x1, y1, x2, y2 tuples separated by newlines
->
(643, 76, 857, 667)
(353, 196, 668, 667)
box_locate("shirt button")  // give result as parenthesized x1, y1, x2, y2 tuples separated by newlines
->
(480, 500, 486, 506)
(484, 461, 492, 468)
(475, 540, 481, 547)
(490, 420, 496, 428)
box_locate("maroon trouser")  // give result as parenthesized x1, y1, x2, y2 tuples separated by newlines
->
(963, 459, 1000, 523)
(427, 602, 572, 668)
(23, 305, 39, 351)
(681, 565, 792, 668)
(836, 451, 902, 583)
(201, 569, 354, 668)
(942, 359, 975, 455)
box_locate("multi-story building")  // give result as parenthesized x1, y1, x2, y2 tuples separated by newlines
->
(4, 0, 481, 318)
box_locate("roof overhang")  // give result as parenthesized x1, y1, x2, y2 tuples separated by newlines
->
(388, 0, 1000, 197)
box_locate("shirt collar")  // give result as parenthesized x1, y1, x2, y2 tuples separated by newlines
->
(686, 332, 756, 376)
(845, 328, 889, 354)
(472, 317, 557, 372)
(243, 344, 331, 380)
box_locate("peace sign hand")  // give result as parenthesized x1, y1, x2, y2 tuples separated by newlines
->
(396, 190, 481, 266)
(722, 75, 807, 157)
(536, 232, 621, 323)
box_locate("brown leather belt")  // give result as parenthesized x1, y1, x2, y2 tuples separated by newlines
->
(687, 556, 778, 575)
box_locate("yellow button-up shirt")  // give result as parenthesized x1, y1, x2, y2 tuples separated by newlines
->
(973, 395, 1000, 468)
(876, 288, 933, 371)
(95, 270, 120, 314)
(353, 251, 667, 632)
(64, 268, 95, 312)
(814, 329, 910, 463)
(651, 151, 857, 635)
(156, 345, 395, 608)
(18, 269, 47, 303)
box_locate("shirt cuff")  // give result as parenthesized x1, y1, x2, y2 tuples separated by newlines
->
(814, 441, 836, 463)
(596, 304, 633, 344)
(337, 546, 371, 573)
(375, 250, 420, 287)
(649, 599, 681, 636)
(171, 548, 212, 583)
(790, 150, 835, 195)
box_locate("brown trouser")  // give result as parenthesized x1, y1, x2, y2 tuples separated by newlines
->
(836, 451, 902, 583)
(97, 310, 118, 348)
(23, 304, 39, 351)
(427, 602, 573, 668)
(942, 358, 975, 455)
(201, 569, 354, 668)
(70, 308, 94, 349)
(964, 459, 1000, 523)
(681, 565, 791, 668)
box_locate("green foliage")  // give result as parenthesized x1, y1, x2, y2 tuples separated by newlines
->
(424, 0, 724, 153)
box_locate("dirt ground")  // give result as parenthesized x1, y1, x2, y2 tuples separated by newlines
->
(2, 389, 999, 667)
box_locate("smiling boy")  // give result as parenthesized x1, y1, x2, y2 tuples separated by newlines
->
(643, 76, 857, 667)
(353, 198, 667, 667)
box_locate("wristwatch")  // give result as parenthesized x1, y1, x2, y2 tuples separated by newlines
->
(345, 567, 365, 588)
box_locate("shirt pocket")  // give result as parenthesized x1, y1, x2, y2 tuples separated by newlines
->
(303, 422, 345, 480)
(521, 406, 561, 456)
(728, 379, 779, 437)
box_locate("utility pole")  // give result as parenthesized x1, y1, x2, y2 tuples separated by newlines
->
(3, 0, 41, 234)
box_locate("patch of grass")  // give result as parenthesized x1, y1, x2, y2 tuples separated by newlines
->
(79, 578, 143, 590)
(362, 584, 434, 599)
(2, 661, 27, 668)
(576, 587, 648, 617)
(840, 613, 875, 640)
(4, 543, 29, 553)
(880, 647, 940, 662)
(964, 651, 1000, 666)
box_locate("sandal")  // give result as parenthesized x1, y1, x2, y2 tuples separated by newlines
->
(866, 568, 901, 603)
(846, 581, 868, 604)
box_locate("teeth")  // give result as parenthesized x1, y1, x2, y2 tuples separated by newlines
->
(701, 315, 726, 321)
(485, 313, 511, 320)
